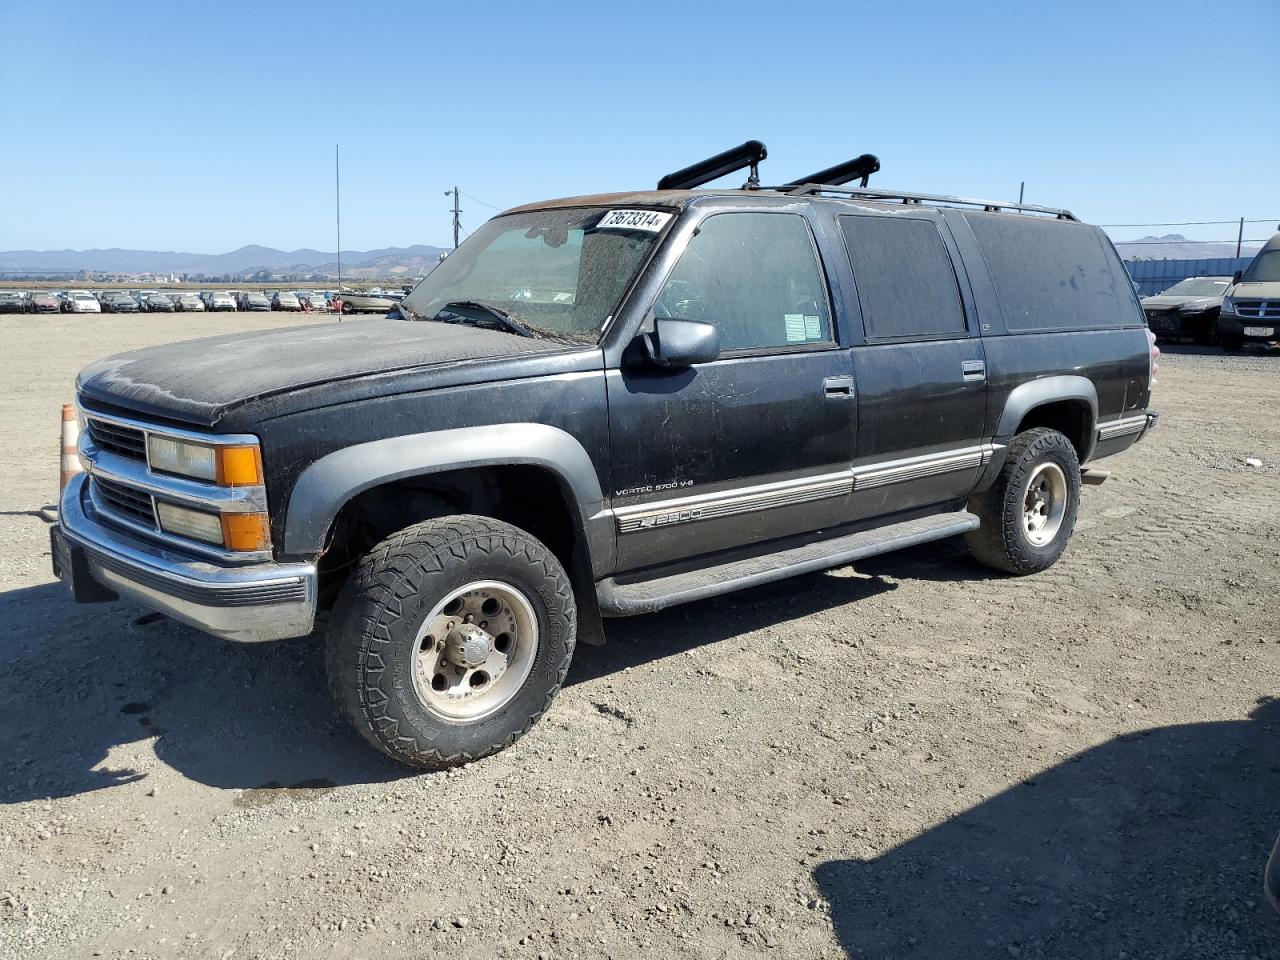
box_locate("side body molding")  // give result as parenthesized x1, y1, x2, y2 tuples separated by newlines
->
(283, 423, 613, 573)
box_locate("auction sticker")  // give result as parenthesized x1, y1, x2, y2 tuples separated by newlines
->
(596, 209, 672, 232)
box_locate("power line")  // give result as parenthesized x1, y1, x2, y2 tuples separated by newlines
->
(461, 191, 505, 213)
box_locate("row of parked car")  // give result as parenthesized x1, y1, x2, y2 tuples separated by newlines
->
(0, 286, 409, 316)
(1139, 230, 1280, 352)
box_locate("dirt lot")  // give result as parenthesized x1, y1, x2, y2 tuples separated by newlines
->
(1, 314, 1278, 960)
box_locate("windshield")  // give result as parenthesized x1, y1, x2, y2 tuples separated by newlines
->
(1242, 250, 1280, 283)
(1162, 278, 1230, 297)
(403, 206, 669, 341)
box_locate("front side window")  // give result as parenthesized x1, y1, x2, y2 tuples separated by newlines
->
(653, 212, 832, 352)
(840, 215, 967, 341)
(403, 207, 667, 342)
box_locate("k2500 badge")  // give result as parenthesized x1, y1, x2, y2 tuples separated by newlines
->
(637, 508, 704, 529)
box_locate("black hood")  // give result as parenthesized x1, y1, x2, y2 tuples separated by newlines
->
(77, 319, 571, 427)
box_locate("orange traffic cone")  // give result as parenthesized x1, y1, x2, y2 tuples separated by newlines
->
(60, 403, 83, 492)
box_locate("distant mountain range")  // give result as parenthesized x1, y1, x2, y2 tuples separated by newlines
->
(1113, 234, 1265, 261)
(1, 232, 1270, 278)
(0, 243, 447, 278)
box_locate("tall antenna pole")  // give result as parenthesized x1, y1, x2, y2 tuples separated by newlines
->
(1018, 181, 1025, 204)
(335, 145, 342, 320)
(444, 187, 462, 250)
(1236, 217, 1244, 258)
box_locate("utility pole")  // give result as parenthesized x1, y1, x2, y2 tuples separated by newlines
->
(1018, 181, 1025, 205)
(444, 187, 462, 250)
(1236, 217, 1244, 258)
(335, 145, 343, 321)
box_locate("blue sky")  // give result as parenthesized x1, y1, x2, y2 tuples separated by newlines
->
(2, 0, 1277, 252)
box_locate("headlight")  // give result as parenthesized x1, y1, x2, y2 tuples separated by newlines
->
(1220, 297, 1236, 315)
(148, 435, 263, 486)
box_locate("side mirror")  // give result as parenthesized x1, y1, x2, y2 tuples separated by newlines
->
(1233, 270, 1244, 284)
(643, 318, 720, 368)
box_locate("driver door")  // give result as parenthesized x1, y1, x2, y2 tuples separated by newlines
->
(605, 210, 857, 573)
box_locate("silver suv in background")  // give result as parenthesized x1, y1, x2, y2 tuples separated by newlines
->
(201, 291, 237, 312)
(1218, 230, 1280, 351)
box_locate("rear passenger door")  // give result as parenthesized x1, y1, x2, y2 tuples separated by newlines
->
(839, 213, 990, 519)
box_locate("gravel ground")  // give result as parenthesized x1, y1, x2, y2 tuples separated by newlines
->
(1, 314, 1278, 960)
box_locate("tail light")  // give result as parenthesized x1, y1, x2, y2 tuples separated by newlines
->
(1147, 328, 1160, 385)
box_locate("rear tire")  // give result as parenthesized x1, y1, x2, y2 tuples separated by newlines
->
(966, 428, 1081, 575)
(325, 515, 577, 770)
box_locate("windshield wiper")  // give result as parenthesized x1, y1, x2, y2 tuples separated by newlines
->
(433, 300, 533, 338)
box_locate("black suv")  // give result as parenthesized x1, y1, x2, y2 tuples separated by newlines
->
(54, 144, 1157, 769)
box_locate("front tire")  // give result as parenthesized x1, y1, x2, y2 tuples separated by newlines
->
(325, 515, 577, 769)
(966, 427, 1081, 575)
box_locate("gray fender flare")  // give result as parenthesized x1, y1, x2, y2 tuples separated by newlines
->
(978, 376, 1099, 490)
(283, 423, 613, 575)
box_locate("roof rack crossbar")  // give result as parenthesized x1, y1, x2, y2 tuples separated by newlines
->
(783, 153, 881, 189)
(658, 140, 768, 191)
(773, 184, 1077, 221)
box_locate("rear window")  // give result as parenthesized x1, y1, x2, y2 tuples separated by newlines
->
(839, 215, 967, 341)
(964, 213, 1137, 332)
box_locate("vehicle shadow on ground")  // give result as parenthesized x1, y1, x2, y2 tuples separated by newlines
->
(0, 536, 977, 803)
(573, 565, 900, 685)
(0, 581, 405, 804)
(815, 698, 1280, 960)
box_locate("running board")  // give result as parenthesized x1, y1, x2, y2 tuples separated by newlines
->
(597, 511, 980, 616)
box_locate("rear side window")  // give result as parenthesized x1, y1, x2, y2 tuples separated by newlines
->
(839, 215, 967, 340)
(964, 213, 1133, 331)
(654, 212, 832, 352)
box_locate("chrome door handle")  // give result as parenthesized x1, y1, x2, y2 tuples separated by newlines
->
(962, 360, 987, 382)
(823, 375, 854, 397)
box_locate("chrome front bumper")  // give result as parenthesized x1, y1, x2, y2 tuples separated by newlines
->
(54, 474, 317, 642)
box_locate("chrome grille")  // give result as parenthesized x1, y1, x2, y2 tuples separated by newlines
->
(87, 418, 147, 461)
(92, 475, 156, 528)
(1233, 300, 1280, 319)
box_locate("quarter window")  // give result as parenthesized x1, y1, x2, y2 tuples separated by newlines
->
(654, 212, 832, 352)
(963, 213, 1134, 331)
(840, 215, 967, 341)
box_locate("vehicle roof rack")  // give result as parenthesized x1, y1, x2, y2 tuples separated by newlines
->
(772, 183, 1078, 221)
(658, 140, 768, 191)
(784, 153, 881, 189)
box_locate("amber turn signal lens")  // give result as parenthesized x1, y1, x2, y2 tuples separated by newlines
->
(216, 446, 264, 486)
(221, 512, 271, 552)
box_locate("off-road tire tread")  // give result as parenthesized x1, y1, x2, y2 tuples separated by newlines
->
(325, 515, 576, 770)
(966, 427, 1081, 575)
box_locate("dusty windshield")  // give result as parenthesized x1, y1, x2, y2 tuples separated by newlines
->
(1243, 250, 1280, 283)
(1163, 278, 1230, 297)
(403, 207, 670, 342)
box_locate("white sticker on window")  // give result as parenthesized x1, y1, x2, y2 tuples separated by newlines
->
(785, 314, 807, 342)
(804, 315, 822, 339)
(596, 209, 672, 233)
